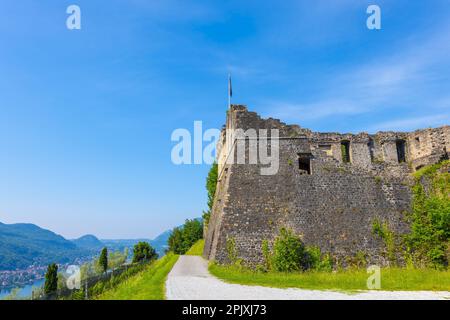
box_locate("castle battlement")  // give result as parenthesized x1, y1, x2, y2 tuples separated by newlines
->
(204, 105, 449, 267)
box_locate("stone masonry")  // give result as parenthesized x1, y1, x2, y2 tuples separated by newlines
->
(203, 105, 450, 267)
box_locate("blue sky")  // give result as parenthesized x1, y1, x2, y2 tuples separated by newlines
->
(0, 0, 449, 239)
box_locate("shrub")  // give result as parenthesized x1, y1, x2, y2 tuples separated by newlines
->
(132, 242, 158, 263)
(354, 251, 368, 268)
(260, 229, 335, 272)
(271, 228, 307, 272)
(261, 240, 272, 271)
(319, 253, 334, 272)
(305, 246, 333, 272)
(406, 160, 450, 268)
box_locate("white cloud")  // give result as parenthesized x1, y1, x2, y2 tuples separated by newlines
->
(263, 100, 368, 122)
(368, 114, 450, 132)
(262, 21, 450, 127)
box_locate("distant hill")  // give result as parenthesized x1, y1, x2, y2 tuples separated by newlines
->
(101, 238, 152, 252)
(0, 222, 87, 270)
(150, 230, 171, 256)
(149, 218, 202, 256)
(101, 235, 169, 257)
(101, 229, 172, 257)
(0, 219, 198, 270)
(71, 234, 104, 251)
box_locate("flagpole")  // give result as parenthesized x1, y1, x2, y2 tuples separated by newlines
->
(228, 73, 231, 109)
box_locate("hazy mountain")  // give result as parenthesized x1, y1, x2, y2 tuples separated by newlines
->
(150, 230, 171, 255)
(101, 238, 151, 252)
(101, 229, 172, 257)
(0, 222, 87, 270)
(148, 218, 202, 256)
(0, 219, 196, 270)
(71, 234, 104, 250)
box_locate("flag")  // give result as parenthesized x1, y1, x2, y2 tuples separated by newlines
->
(228, 75, 232, 98)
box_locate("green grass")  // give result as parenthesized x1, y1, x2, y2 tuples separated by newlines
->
(97, 253, 179, 300)
(209, 264, 450, 292)
(186, 239, 205, 256)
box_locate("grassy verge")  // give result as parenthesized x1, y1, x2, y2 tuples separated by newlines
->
(97, 253, 179, 300)
(209, 264, 450, 292)
(186, 239, 205, 256)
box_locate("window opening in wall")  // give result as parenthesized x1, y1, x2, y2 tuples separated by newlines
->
(341, 141, 350, 163)
(297, 153, 311, 175)
(318, 144, 332, 156)
(368, 139, 375, 162)
(396, 139, 406, 163)
(414, 137, 421, 150)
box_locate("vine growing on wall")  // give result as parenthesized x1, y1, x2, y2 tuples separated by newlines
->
(369, 160, 449, 269)
(405, 160, 450, 268)
(371, 218, 397, 265)
(261, 240, 272, 271)
(226, 237, 240, 265)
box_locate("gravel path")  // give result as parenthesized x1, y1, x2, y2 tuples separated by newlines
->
(166, 256, 450, 300)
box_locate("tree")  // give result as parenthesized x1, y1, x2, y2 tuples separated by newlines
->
(168, 227, 184, 254)
(168, 219, 203, 254)
(182, 219, 203, 249)
(108, 249, 128, 269)
(132, 242, 157, 263)
(206, 162, 218, 212)
(203, 162, 218, 226)
(98, 247, 108, 274)
(44, 263, 58, 295)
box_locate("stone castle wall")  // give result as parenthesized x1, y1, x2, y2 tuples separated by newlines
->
(204, 105, 450, 267)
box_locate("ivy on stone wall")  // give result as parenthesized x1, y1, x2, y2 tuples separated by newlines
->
(371, 218, 397, 265)
(226, 237, 240, 265)
(369, 161, 449, 269)
(405, 160, 450, 268)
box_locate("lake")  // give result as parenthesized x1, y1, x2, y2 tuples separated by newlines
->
(0, 279, 45, 300)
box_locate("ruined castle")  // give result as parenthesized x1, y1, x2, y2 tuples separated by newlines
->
(203, 105, 450, 266)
